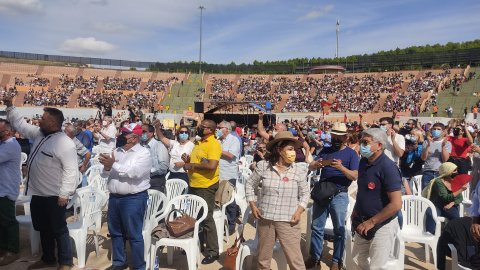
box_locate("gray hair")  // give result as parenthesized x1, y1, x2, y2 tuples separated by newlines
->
(104, 116, 112, 123)
(65, 125, 76, 134)
(361, 128, 388, 150)
(221, 121, 232, 132)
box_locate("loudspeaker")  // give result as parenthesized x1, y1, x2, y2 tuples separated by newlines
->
(194, 102, 204, 113)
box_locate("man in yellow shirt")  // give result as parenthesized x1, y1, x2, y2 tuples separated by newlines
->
(182, 119, 221, 264)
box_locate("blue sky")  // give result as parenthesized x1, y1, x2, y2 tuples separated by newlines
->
(0, 0, 479, 64)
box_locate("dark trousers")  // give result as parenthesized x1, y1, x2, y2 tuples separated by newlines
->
(0, 197, 19, 254)
(448, 157, 471, 175)
(426, 205, 460, 235)
(168, 172, 190, 186)
(189, 182, 219, 256)
(226, 178, 237, 232)
(30, 196, 72, 266)
(150, 174, 166, 194)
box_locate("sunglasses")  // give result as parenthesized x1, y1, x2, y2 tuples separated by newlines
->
(179, 131, 189, 134)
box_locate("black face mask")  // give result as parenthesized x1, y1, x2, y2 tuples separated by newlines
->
(197, 126, 205, 137)
(451, 173, 459, 179)
(116, 134, 127, 148)
(404, 125, 412, 131)
(331, 138, 345, 150)
(453, 128, 460, 136)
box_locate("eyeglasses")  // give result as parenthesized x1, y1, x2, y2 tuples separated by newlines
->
(179, 131, 188, 134)
(379, 123, 388, 126)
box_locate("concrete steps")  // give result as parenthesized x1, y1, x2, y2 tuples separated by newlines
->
(159, 73, 205, 113)
(67, 90, 80, 108)
(36, 66, 45, 75)
(1, 74, 11, 88)
(76, 68, 84, 77)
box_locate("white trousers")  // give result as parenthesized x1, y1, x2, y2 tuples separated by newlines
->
(352, 217, 398, 270)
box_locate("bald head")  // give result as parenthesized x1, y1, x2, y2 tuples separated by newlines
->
(275, 123, 287, 132)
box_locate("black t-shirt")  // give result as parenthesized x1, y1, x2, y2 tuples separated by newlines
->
(253, 153, 263, 163)
(16, 137, 31, 156)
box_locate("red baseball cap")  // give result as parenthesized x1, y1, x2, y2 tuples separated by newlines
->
(119, 123, 143, 136)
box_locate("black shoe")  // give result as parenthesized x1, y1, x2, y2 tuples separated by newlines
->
(228, 228, 236, 236)
(201, 255, 219, 264)
(105, 264, 128, 270)
(305, 258, 321, 269)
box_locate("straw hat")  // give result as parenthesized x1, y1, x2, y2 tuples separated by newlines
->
(330, 122, 347, 136)
(266, 131, 302, 152)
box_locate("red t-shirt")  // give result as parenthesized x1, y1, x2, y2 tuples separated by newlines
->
(447, 136, 471, 158)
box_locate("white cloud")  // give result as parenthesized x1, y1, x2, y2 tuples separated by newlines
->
(89, 0, 108, 6)
(85, 22, 129, 32)
(59, 37, 116, 55)
(0, 0, 43, 15)
(298, 4, 334, 21)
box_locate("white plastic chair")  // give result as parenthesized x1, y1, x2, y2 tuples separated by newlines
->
(411, 175, 422, 196)
(238, 166, 252, 178)
(344, 226, 404, 270)
(235, 173, 248, 219)
(165, 179, 188, 202)
(460, 183, 472, 216)
(448, 243, 472, 270)
(236, 205, 287, 270)
(89, 157, 101, 166)
(244, 155, 254, 168)
(213, 185, 235, 252)
(401, 195, 442, 268)
(150, 195, 207, 270)
(304, 195, 356, 266)
(91, 145, 102, 155)
(87, 174, 110, 230)
(16, 194, 40, 256)
(67, 187, 108, 268)
(20, 152, 27, 168)
(143, 190, 167, 270)
(83, 164, 104, 183)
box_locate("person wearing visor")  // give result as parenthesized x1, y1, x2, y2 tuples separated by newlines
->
(99, 123, 152, 270)
(246, 131, 309, 270)
(420, 123, 452, 191)
(305, 123, 359, 269)
(154, 120, 194, 184)
(447, 123, 474, 174)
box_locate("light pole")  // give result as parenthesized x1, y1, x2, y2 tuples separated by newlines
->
(199, 6, 205, 75)
(335, 19, 339, 59)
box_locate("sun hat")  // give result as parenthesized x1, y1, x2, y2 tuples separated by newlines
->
(266, 131, 302, 152)
(330, 122, 347, 136)
(438, 162, 457, 178)
(119, 123, 143, 136)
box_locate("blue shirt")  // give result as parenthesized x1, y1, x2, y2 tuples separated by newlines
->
(316, 146, 359, 188)
(320, 132, 331, 148)
(76, 130, 91, 151)
(356, 153, 402, 219)
(0, 137, 22, 200)
(219, 134, 240, 180)
(232, 132, 243, 156)
(83, 129, 93, 152)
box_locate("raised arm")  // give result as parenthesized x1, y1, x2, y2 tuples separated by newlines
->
(257, 110, 270, 140)
(153, 119, 171, 148)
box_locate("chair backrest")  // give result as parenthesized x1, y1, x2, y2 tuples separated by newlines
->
(163, 195, 208, 236)
(88, 174, 110, 196)
(68, 187, 108, 227)
(411, 175, 422, 196)
(238, 166, 252, 178)
(84, 164, 104, 179)
(89, 157, 101, 166)
(20, 152, 27, 168)
(402, 195, 438, 233)
(462, 183, 471, 201)
(244, 155, 254, 166)
(92, 146, 102, 155)
(165, 179, 189, 202)
(145, 190, 168, 229)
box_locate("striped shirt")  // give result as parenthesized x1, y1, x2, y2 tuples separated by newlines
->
(246, 160, 309, 222)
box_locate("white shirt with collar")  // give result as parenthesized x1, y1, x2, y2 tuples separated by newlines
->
(98, 123, 117, 152)
(102, 143, 152, 195)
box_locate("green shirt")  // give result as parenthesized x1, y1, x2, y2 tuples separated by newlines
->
(429, 178, 463, 207)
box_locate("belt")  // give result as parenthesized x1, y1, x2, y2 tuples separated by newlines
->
(151, 173, 166, 178)
(450, 156, 466, 160)
(111, 190, 148, 198)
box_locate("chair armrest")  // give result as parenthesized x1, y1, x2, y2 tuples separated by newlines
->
(448, 244, 459, 270)
(15, 196, 32, 206)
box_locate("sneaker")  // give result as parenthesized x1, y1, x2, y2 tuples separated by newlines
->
(0, 253, 19, 266)
(27, 260, 58, 269)
(57, 265, 73, 270)
(305, 258, 321, 269)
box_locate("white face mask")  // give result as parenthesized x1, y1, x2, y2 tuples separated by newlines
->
(102, 121, 108, 126)
(272, 131, 278, 138)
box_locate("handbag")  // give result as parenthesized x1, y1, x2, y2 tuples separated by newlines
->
(310, 180, 339, 206)
(165, 209, 196, 238)
(223, 225, 244, 270)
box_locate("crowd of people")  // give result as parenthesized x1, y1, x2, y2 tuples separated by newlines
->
(77, 90, 122, 108)
(23, 88, 73, 107)
(59, 75, 98, 90)
(0, 85, 19, 98)
(144, 77, 178, 92)
(103, 76, 141, 91)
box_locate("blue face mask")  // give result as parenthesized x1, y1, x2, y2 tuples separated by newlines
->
(432, 130, 442, 138)
(410, 137, 417, 143)
(360, 144, 375, 158)
(141, 133, 148, 142)
(179, 133, 189, 141)
(216, 129, 223, 138)
(380, 125, 387, 132)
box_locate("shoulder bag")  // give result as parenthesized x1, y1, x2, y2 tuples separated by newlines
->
(166, 209, 196, 238)
(223, 225, 244, 270)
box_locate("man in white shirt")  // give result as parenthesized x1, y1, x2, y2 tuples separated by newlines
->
(217, 121, 240, 235)
(4, 96, 78, 270)
(99, 123, 152, 270)
(93, 116, 116, 152)
(141, 123, 169, 193)
(379, 117, 405, 165)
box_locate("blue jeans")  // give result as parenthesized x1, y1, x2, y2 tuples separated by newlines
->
(426, 205, 460, 234)
(30, 196, 72, 266)
(310, 192, 349, 264)
(421, 171, 440, 192)
(108, 191, 148, 270)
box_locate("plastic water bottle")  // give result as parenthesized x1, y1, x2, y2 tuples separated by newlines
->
(154, 256, 159, 270)
(147, 199, 152, 206)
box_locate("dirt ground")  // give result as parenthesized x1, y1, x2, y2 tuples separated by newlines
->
(3, 201, 446, 270)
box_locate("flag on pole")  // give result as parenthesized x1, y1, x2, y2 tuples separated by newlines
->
(321, 100, 332, 107)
